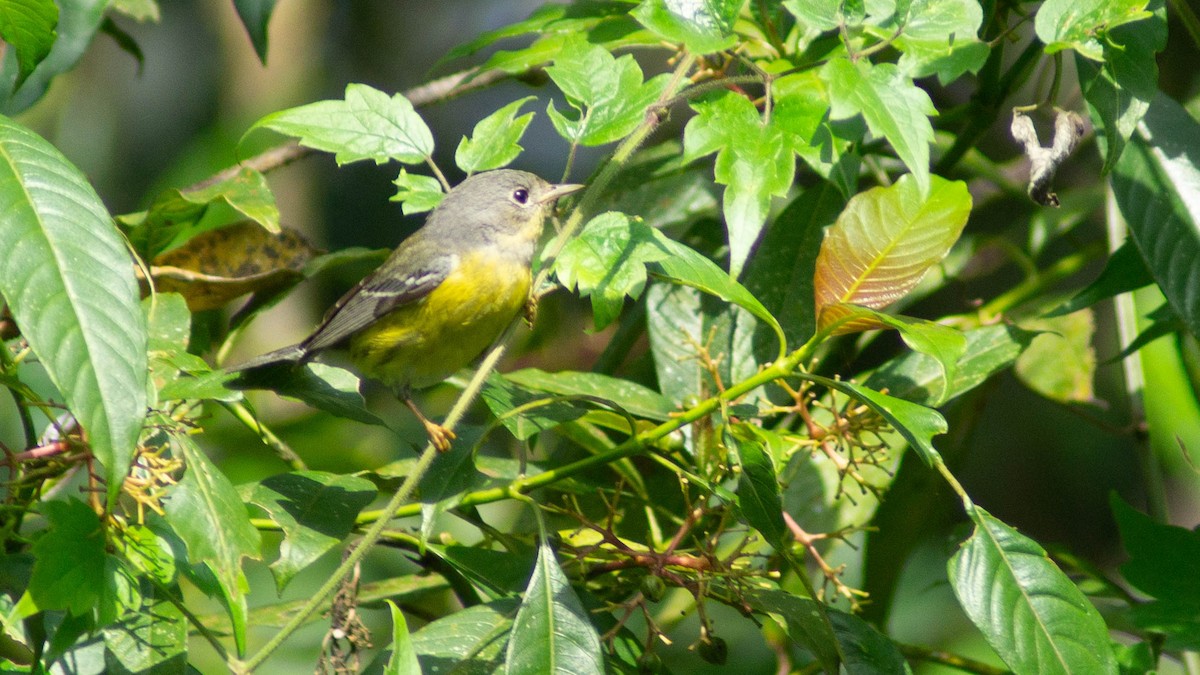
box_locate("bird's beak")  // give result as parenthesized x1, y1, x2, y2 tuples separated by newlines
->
(540, 182, 585, 204)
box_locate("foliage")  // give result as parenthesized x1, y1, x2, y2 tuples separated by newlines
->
(0, 0, 1197, 673)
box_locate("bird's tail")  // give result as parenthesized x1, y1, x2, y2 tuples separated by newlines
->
(227, 344, 307, 375)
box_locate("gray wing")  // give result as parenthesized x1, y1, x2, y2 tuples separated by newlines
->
(299, 254, 454, 354)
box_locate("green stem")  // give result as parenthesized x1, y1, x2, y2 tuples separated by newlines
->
(237, 51, 700, 673)
(896, 642, 1008, 674)
(975, 243, 1104, 320)
(0, 345, 36, 448)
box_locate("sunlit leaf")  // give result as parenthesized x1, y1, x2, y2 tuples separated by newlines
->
(2, 0, 106, 113)
(1036, 0, 1151, 61)
(455, 97, 536, 174)
(249, 83, 434, 165)
(385, 600, 423, 675)
(950, 505, 1117, 675)
(889, 0, 988, 83)
(19, 499, 107, 617)
(684, 90, 795, 276)
(391, 169, 444, 215)
(411, 599, 519, 673)
(505, 368, 674, 422)
(744, 587, 841, 672)
(731, 425, 788, 547)
(1046, 239, 1152, 317)
(546, 34, 671, 146)
(814, 174, 971, 332)
(773, 71, 859, 198)
(821, 57, 936, 195)
(0, 114, 148, 504)
(631, 0, 742, 54)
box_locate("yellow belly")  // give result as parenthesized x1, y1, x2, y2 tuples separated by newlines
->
(348, 250, 530, 392)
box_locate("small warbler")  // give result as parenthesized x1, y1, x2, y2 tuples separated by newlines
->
(234, 169, 583, 450)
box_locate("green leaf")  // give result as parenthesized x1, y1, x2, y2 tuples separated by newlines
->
(442, 1, 639, 64)
(135, 166, 281, 259)
(103, 591, 188, 673)
(506, 539, 604, 674)
(631, 0, 742, 54)
(742, 181, 845, 356)
(949, 506, 1117, 675)
(455, 97, 536, 174)
(247, 471, 377, 592)
(1015, 312, 1096, 404)
(1036, 0, 1151, 61)
(828, 608, 912, 674)
(249, 83, 434, 165)
(21, 500, 106, 617)
(646, 282, 759, 406)
(411, 599, 519, 673)
(744, 587, 841, 672)
(0, 0, 58, 87)
(810, 375, 948, 467)
(482, 374, 588, 440)
(591, 147, 720, 230)
(1077, 2, 1166, 174)
(1046, 239, 1152, 317)
(1111, 494, 1200, 648)
(2, 0, 106, 113)
(867, 324, 1038, 406)
(556, 212, 670, 330)
(731, 426, 788, 548)
(887, 0, 987, 83)
(0, 115, 148, 505)
(783, 0, 854, 31)
(385, 600, 422, 675)
(683, 90, 796, 276)
(164, 434, 262, 654)
(1110, 92, 1200, 339)
(546, 34, 671, 146)
(416, 438, 489, 548)
(820, 305, 967, 399)
(428, 544, 536, 596)
(233, 0, 275, 63)
(814, 174, 971, 333)
(821, 57, 936, 195)
(773, 71, 860, 198)
(390, 169, 444, 216)
(505, 368, 675, 422)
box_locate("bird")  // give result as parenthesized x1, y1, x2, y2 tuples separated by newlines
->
(231, 169, 584, 450)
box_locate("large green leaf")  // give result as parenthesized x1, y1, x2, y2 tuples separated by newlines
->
(0, 115, 148, 503)
(0, 0, 58, 87)
(246, 471, 377, 592)
(820, 57, 936, 195)
(103, 591, 188, 673)
(631, 0, 742, 54)
(949, 506, 1117, 675)
(730, 425, 787, 548)
(1015, 312, 1096, 404)
(772, 72, 859, 198)
(505, 540, 603, 674)
(683, 90, 796, 276)
(1110, 92, 1200, 339)
(828, 608, 913, 674)
(164, 434, 262, 654)
(19, 499, 107, 617)
(742, 181, 844, 357)
(249, 83, 434, 165)
(814, 174, 971, 333)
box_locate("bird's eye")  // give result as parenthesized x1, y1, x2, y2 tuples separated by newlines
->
(512, 188, 530, 205)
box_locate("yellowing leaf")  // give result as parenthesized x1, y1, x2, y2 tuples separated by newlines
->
(143, 221, 319, 311)
(814, 174, 970, 333)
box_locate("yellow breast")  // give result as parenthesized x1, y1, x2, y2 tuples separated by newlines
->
(348, 250, 531, 392)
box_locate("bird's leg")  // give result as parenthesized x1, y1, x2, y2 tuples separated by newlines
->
(404, 396, 455, 451)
